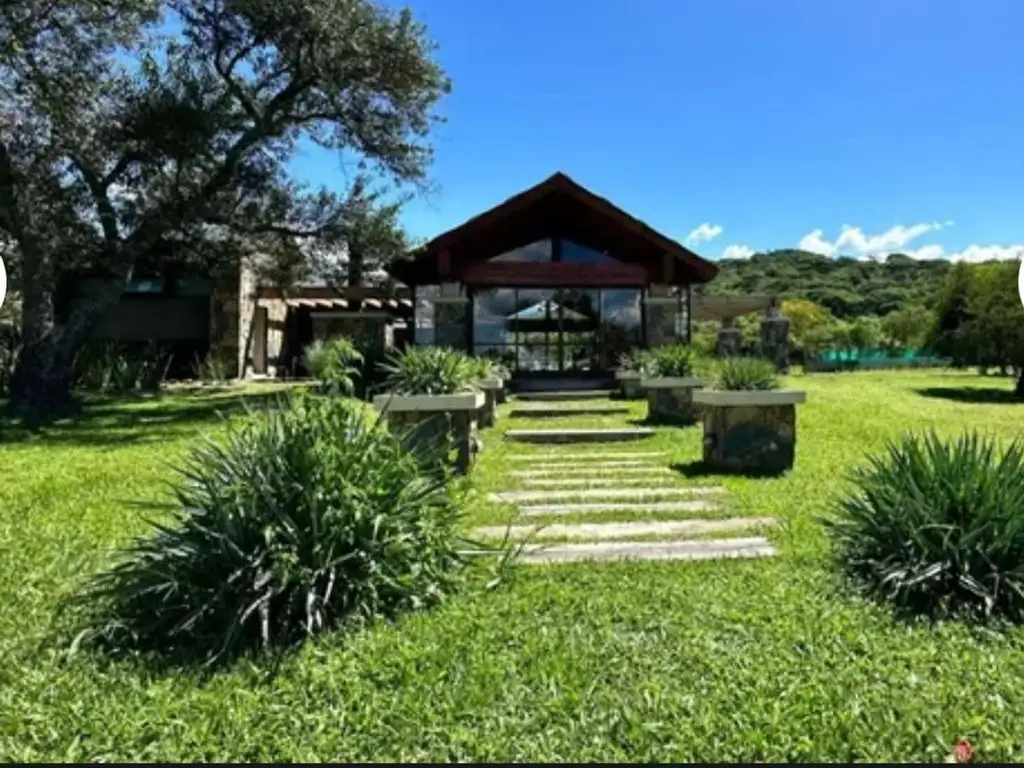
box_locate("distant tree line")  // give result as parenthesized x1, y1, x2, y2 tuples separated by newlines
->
(695, 248, 1024, 395)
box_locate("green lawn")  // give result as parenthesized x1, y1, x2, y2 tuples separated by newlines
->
(3, 371, 1024, 761)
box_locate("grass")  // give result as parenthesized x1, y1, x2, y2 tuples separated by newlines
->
(3, 370, 1024, 760)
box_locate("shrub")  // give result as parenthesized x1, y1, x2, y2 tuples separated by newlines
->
(303, 337, 363, 396)
(469, 356, 495, 380)
(73, 341, 172, 393)
(824, 431, 1024, 622)
(193, 353, 229, 385)
(713, 356, 779, 391)
(646, 344, 696, 378)
(68, 394, 469, 663)
(379, 346, 478, 395)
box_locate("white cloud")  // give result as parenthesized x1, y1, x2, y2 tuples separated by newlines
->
(721, 244, 755, 261)
(948, 244, 1024, 263)
(797, 229, 836, 257)
(797, 221, 953, 261)
(686, 222, 724, 245)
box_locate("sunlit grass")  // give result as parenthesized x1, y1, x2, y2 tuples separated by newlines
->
(2, 370, 1024, 761)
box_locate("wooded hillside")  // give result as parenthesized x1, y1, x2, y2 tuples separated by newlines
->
(699, 249, 952, 318)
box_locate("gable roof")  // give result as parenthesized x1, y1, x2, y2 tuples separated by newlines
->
(388, 172, 718, 285)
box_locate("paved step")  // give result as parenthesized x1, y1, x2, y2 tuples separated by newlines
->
(489, 486, 726, 504)
(519, 537, 778, 564)
(507, 451, 666, 462)
(475, 517, 779, 541)
(515, 390, 614, 402)
(505, 428, 655, 444)
(511, 466, 672, 478)
(519, 500, 723, 517)
(509, 404, 631, 418)
(521, 476, 675, 488)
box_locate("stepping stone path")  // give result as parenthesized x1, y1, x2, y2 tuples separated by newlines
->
(509, 404, 631, 418)
(474, 393, 780, 565)
(505, 428, 656, 444)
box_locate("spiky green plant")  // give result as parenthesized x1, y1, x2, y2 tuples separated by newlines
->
(378, 346, 479, 395)
(68, 394, 470, 664)
(469, 356, 495, 380)
(73, 341, 172, 393)
(714, 356, 779, 391)
(824, 431, 1024, 622)
(646, 344, 697, 378)
(194, 353, 229, 385)
(303, 337, 363, 396)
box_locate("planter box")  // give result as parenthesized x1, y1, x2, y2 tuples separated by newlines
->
(692, 389, 807, 475)
(478, 376, 504, 427)
(641, 376, 704, 426)
(372, 391, 486, 475)
(615, 370, 643, 399)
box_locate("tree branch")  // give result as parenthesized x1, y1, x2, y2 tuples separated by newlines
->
(69, 155, 120, 247)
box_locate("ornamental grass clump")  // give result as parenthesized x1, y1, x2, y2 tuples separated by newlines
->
(714, 355, 779, 391)
(68, 394, 468, 664)
(303, 337, 363, 395)
(378, 346, 479, 395)
(824, 431, 1024, 623)
(646, 344, 697, 378)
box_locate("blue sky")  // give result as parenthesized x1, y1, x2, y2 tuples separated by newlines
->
(290, 0, 1024, 263)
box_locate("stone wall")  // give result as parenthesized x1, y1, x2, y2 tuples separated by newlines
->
(208, 262, 241, 378)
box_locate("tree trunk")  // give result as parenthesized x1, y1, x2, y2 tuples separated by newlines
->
(1016, 370, 1024, 400)
(6, 270, 126, 421)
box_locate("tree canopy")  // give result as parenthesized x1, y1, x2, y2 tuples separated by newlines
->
(702, 249, 952, 318)
(0, 0, 449, 416)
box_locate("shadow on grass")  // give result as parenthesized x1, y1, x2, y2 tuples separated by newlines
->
(0, 388, 288, 448)
(628, 416, 699, 429)
(914, 386, 1023, 405)
(671, 459, 789, 480)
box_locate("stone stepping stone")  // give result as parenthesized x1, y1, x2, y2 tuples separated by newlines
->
(489, 486, 726, 504)
(507, 451, 666, 462)
(474, 517, 779, 541)
(515, 390, 614, 401)
(511, 466, 671, 478)
(509, 405, 630, 418)
(505, 428, 655, 444)
(521, 476, 674, 488)
(519, 499, 723, 517)
(519, 537, 778, 564)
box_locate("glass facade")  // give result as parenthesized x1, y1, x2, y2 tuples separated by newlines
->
(471, 286, 643, 373)
(413, 240, 692, 371)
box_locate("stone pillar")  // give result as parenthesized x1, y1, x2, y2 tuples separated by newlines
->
(209, 263, 241, 378)
(759, 301, 791, 372)
(716, 317, 741, 357)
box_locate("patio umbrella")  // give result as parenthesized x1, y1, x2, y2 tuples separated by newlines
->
(505, 300, 592, 333)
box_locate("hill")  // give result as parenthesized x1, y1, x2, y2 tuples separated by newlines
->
(699, 249, 952, 318)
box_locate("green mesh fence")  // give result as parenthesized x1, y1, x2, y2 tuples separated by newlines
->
(809, 348, 951, 371)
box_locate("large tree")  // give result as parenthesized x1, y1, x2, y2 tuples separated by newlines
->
(0, 0, 448, 417)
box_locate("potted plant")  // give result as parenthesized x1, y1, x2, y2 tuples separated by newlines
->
(639, 344, 704, 425)
(614, 351, 647, 400)
(692, 356, 807, 475)
(373, 346, 485, 474)
(469, 356, 504, 427)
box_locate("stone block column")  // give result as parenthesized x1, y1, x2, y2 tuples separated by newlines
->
(759, 301, 791, 372)
(716, 317, 741, 357)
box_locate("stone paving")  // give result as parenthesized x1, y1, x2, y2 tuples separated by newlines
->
(474, 396, 780, 564)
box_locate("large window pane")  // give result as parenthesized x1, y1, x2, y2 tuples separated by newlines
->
(489, 239, 553, 262)
(561, 239, 619, 265)
(601, 289, 642, 364)
(414, 285, 438, 345)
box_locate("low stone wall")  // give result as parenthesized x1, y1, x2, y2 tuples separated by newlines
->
(647, 386, 699, 426)
(700, 403, 796, 475)
(384, 410, 479, 475)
